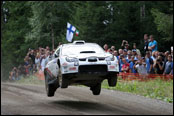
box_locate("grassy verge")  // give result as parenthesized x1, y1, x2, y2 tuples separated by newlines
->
(14, 75, 173, 103)
(16, 75, 45, 85)
(102, 77, 173, 103)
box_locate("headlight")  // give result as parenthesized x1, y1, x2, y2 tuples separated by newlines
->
(66, 57, 78, 62)
(105, 55, 115, 61)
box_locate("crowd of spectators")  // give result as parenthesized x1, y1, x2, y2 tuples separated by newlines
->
(103, 34, 173, 76)
(9, 34, 173, 81)
(8, 43, 62, 81)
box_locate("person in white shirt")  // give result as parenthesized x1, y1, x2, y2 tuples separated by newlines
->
(35, 54, 41, 71)
(40, 55, 46, 72)
(134, 57, 147, 75)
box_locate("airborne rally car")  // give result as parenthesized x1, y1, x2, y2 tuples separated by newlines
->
(44, 41, 119, 96)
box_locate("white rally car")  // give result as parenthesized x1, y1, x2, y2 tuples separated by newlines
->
(44, 41, 119, 96)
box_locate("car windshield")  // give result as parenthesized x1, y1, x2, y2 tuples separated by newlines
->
(62, 44, 105, 55)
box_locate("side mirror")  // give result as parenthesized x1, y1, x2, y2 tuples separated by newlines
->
(54, 54, 58, 58)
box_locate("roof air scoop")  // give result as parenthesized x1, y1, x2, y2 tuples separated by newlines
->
(73, 40, 85, 45)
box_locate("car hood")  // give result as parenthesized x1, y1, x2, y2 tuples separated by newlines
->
(64, 53, 112, 59)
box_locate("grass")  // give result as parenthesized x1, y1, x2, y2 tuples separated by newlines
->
(102, 77, 173, 103)
(14, 75, 173, 103)
(16, 75, 45, 85)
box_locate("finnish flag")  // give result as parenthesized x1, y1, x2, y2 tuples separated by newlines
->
(66, 22, 76, 42)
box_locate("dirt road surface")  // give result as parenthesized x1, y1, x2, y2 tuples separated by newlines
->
(1, 82, 173, 115)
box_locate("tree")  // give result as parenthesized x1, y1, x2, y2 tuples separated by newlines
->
(151, 8, 173, 42)
(70, 1, 109, 46)
(1, 1, 32, 80)
(26, 1, 74, 50)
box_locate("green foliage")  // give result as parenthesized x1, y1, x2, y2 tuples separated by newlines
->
(102, 78, 173, 103)
(1, 1, 32, 80)
(151, 8, 173, 42)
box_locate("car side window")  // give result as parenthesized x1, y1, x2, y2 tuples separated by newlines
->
(54, 48, 60, 58)
(56, 49, 60, 57)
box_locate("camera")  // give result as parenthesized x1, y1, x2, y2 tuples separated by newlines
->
(157, 59, 160, 62)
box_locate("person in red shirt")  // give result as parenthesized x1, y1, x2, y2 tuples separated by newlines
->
(121, 58, 130, 73)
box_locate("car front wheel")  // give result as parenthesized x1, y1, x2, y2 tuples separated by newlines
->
(58, 69, 69, 88)
(108, 73, 118, 87)
(45, 74, 55, 97)
(90, 83, 101, 95)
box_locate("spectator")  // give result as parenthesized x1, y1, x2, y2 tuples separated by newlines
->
(112, 50, 119, 60)
(107, 48, 112, 54)
(103, 44, 109, 52)
(9, 67, 18, 81)
(164, 51, 170, 67)
(40, 55, 46, 72)
(151, 51, 156, 62)
(124, 43, 130, 51)
(132, 49, 138, 60)
(126, 52, 132, 63)
(121, 58, 130, 73)
(153, 56, 164, 74)
(133, 43, 141, 56)
(148, 35, 158, 53)
(118, 49, 123, 55)
(134, 57, 147, 74)
(129, 56, 137, 73)
(119, 54, 124, 72)
(127, 50, 132, 55)
(145, 51, 154, 74)
(46, 46, 50, 51)
(29, 49, 36, 73)
(171, 46, 173, 60)
(24, 56, 30, 76)
(144, 34, 149, 54)
(163, 55, 173, 75)
(123, 49, 128, 58)
(35, 53, 40, 71)
(121, 40, 129, 50)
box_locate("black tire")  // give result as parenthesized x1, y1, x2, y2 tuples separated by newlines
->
(45, 71, 56, 97)
(58, 69, 69, 88)
(90, 83, 101, 95)
(45, 83, 55, 97)
(108, 74, 118, 87)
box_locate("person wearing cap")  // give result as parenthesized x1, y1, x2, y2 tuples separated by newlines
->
(148, 35, 158, 53)
(123, 49, 128, 58)
(145, 51, 154, 74)
(132, 49, 138, 60)
(126, 52, 132, 63)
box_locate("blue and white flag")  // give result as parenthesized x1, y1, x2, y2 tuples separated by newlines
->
(66, 22, 76, 42)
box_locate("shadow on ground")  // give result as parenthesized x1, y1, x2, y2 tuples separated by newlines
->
(50, 100, 130, 114)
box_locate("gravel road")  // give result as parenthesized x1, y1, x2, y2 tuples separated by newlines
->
(1, 82, 173, 115)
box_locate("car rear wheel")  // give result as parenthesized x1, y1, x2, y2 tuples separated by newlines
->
(90, 83, 101, 95)
(108, 74, 118, 87)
